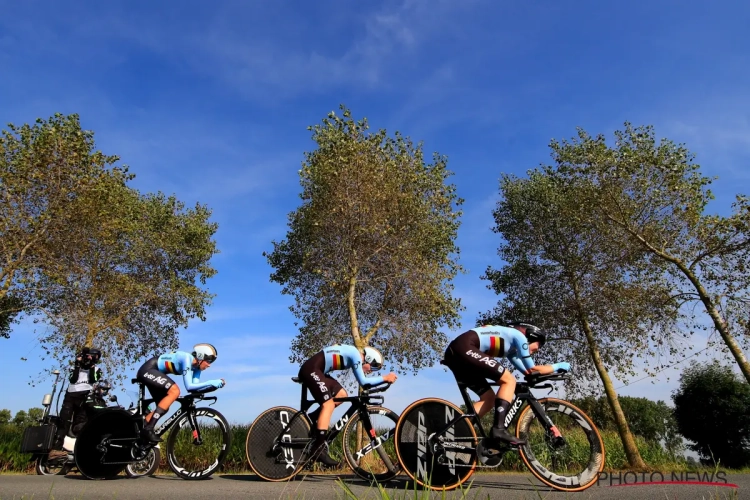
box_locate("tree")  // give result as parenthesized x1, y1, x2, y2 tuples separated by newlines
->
(1, 114, 122, 336)
(35, 172, 219, 376)
(481, 169, 680, 468)
(11, 410, 28, 427)
(265, 106, 464, 371)
(673, 362, 750, 468)
(9, 408, 43, 427)
(552, 124, 750, 383)
(571, 395, 683, 454)
(0, 408, 10, 425)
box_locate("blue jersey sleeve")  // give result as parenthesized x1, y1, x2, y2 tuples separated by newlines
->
(507, 331, 535, 373)
(344, 346, 385, 387)
(178, 352, 221, 391)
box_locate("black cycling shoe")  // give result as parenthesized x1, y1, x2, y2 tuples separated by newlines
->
(140, 428, 162, 443)
(310, 444, 340, 468)
(490, 426, 526, 446)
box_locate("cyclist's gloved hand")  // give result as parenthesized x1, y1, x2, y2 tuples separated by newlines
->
(552, 362, 570, 373)
(211, 379, 225, 389)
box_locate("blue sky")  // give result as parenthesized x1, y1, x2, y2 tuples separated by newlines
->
(2, 1, 749, 424)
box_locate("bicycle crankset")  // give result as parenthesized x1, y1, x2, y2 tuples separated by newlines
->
(475, 438, 504, 467)
(130, 442, 150, 461)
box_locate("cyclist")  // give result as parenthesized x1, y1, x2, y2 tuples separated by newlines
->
(299, 344, 398, 467)
(135, 343, 225, 443)
(48, 346, 103, 460)
(442, 322, 570, 446)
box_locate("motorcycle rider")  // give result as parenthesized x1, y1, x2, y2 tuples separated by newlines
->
(48, 346, 103, 460)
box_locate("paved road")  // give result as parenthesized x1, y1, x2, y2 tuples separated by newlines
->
(0, 473, 745, 499)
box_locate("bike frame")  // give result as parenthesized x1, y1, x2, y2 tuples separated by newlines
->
(272, 381, 390, 460)
(133, 382, 218, 443)
(432, 376, 563, 456)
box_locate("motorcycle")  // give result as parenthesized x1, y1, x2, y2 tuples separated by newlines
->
(23, 372, 160, 477)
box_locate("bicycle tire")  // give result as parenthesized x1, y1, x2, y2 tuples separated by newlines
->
(166, 407, 231, 480)
(125, 446, 160, 477)
(516, 397, 605, 492)
(342, 406, 400, 482)
(246, 406, 312, 481)
(35, 455, 68, 476)
(394, 398, 477, 491)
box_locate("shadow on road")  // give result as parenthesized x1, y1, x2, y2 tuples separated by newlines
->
(218, 473, 552, 494)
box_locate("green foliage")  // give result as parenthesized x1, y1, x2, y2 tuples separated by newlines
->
(1, 113, 124, 336)
(266, 105, 464, 372)
(1, 113, 219, 373)
(570, 396, 683, 453)
(0, 420, 731, 474)
(0, 407, 44, 428)
(551, 123, 750, 382)
(0, 295, 24, 339)
(481, 164, 682, 391)
(672, 362, 750, 468)
(0, 424, 33, 472)
(36, 179, 220, 376)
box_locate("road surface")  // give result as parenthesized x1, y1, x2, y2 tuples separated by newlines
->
(0, 473, 745, 499)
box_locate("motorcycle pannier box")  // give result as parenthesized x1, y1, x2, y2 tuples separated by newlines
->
(20, 424, 56, 454)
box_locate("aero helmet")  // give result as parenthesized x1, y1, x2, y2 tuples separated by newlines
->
(508, 321, 547, 348)
(192, 343, 218, 364)
(363, 346, 384, 370)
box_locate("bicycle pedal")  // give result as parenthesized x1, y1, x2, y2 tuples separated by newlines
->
(476, 438, 505, 467)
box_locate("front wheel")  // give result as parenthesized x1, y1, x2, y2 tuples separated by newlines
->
(394, 398, 477, 491)
(166, 408, 231, 480)
(516, 398, 605, 492)
(125, 446, 161, 477)
(342, 406, 400, 482)
(245, 406, 312, 481)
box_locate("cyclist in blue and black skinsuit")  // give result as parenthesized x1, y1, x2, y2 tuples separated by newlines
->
(299, 344, 398, 467)
(135, 343, 225, 443)
(443, 322, 570, 446)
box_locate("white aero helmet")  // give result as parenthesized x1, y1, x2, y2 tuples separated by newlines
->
(363, 346, 384, 370)
(192, 343, 218, 364)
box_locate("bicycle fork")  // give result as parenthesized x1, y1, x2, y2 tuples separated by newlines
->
(187, 410, 203, 445)
(526, 400, 566, 448)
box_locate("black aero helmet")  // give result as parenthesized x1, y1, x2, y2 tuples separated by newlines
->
(507, 321, 546, 348)
(81, 346, 102, 363)
(88, 348, 102, 363)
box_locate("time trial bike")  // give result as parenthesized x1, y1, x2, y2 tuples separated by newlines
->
(72, 379, 231, 480)
(246, 377, 400, 482)
(393, 367, 604, 492)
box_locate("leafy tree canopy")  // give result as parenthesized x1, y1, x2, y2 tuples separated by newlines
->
(672, 362, 750, 468)
(266, 105, 464, 372)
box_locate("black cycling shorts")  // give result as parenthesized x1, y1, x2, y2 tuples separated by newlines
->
(443, 330, 506, 397)
(299, 351, 344, 405)
(136, 357, 177, 402)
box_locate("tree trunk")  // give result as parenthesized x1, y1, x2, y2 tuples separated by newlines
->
(580, 314, 647, 469)
(347, 274, 363, 348)
(674, 260, 750, 384)
(611, 218, 750, 384)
